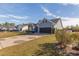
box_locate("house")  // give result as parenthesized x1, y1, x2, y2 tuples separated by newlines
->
(16, 18, 63, 34)
(16, 24, 34, 32)
(19, 23, 37, 32)
(16, 24, 23, 31)
(1, 27, 7, 31)
(28, 23, 38, 33)
(37, 18, 63, 33)
(0, 25, 18, 31)
(8, 26, 18, 31)
(16, 24, 28, 32)
(64, 29, 72, 32)
(21, 25, 28, 32)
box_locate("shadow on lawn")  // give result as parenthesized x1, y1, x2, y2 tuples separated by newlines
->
(33, 43, 66, 56)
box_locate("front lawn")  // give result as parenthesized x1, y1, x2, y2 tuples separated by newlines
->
(0, 30, 79, 56)
(0, 31, 26, 38)
(0, 34, 56, 56)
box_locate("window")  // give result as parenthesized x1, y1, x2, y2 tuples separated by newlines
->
(42, 20, 47, 23)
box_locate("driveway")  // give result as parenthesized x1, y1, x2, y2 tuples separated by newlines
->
(0, 35, 44, 49)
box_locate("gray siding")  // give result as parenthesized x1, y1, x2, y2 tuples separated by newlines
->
(54, 19, 63, 29)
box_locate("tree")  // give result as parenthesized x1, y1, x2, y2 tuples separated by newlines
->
(9, 23, 15, 26)
(2, 22, 15, 27)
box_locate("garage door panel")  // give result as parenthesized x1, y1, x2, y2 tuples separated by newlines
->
(39, 28, 51, 33)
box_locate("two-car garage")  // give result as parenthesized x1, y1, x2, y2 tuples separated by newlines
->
(39, 27, 55, 33)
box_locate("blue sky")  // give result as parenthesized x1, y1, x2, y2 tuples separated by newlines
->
(0, 3, 79, 27)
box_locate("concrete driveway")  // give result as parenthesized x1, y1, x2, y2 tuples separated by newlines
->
(0, 35, 43, 49)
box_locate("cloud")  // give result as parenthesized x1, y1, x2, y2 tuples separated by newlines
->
(61, 17, 79, 27)
(41, 6, 57, 18)
(41, 6, 79, 27)
(70, 3, 79, 6)
(61, 3, 69, 6)
(0, 14, 28, 19)
(10, 19, 20, 22)
(8, 15, 28, 19)
(61, 3, 79, 7)
(0, 14, 29, 24)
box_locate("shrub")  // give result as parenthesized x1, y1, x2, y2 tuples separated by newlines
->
(70, 33, 79, 43)
(55, 30, 72, 45)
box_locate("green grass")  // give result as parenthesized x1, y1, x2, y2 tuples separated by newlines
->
(0, 31, 26, 38)
(0, 34, 56, 56)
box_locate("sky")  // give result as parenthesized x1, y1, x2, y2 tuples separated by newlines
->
(0, 3, 79, 27)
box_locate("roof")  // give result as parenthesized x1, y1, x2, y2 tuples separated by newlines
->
(51, 18, 61, 23)
(37, 18, 61, 26)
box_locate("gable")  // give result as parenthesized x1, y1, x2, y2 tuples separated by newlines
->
(54, 19, 63, 29)
(38, 19, 54, 28)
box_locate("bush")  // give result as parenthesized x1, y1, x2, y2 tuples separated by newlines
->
(70, 33, 79, 43)
(56, 30, 79, 46)
(55, 30, 72, 45)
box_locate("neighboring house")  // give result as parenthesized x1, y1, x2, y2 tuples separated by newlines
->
(22, 26, 28, 32)
(21, 23, 37, 32)
(16, 24, 23, 31)
(1, 27, 7, 31)
(0, 25, 18, 31)
(28, 23, 38, 32)
(37, 18, 63, 33)
(64, 29, 72, 32)
(16, 23, 38, 32)
(21, 24, 29, 32)
(17, 24, 30, 32)
(8, 26, 18, 31)
(16, 24, 27, 32)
